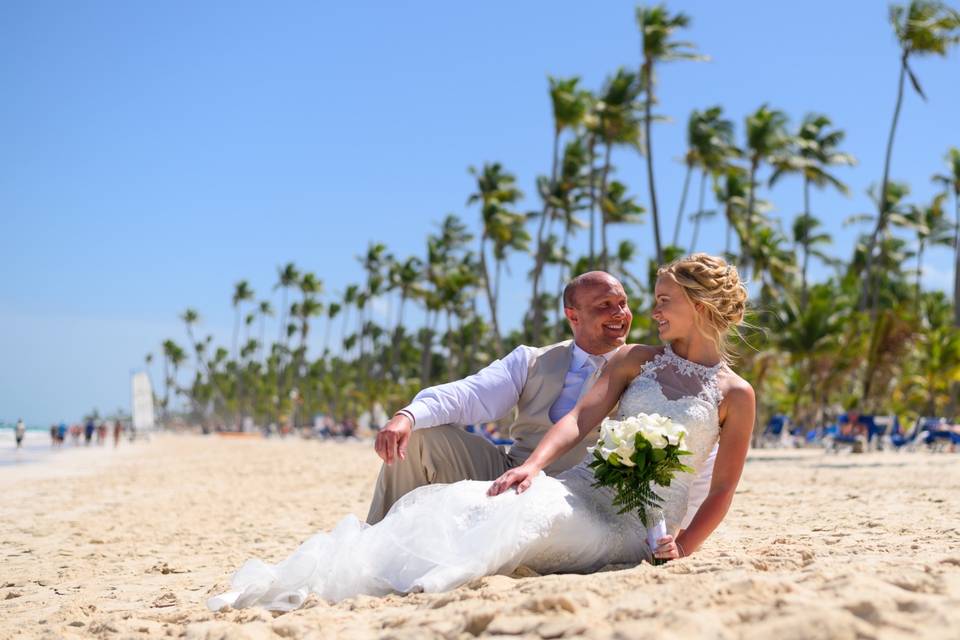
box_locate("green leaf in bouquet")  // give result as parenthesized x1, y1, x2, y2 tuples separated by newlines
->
(632, 447, 648, 469)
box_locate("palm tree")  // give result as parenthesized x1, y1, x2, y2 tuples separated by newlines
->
(791, 214, 833, 306)
(323, 302, 341, 356)
(552, 138, 590, 296)
(932, 146, 960, 324)
(601, 181, 645, 252)
(468, 162, 528, 354)
(256, 300, 273, 363)
(864, 180, 915, 316)
(531, 77, 590, 342)
(862, 0, 960, 311)
(591, 68, 642, 269)
(769, 114, 854, 304)
(674, 106, 735, 248)
(231, 281, 254, 362)
(296, 272, 323, 366)
(636, 4, 706, 264)
(387, 256, 423, 376)
(274, 263, 300, 354)
(713, 165, 750, 258)
(905, 193, 953, 304)
(744, 105, 789, 274)
(161, 339, 186, 421)
(746, 222, 796, 300)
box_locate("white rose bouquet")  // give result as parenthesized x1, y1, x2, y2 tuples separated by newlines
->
(587, 413, 694, 528)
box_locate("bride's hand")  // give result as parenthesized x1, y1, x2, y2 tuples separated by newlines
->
(653, 535, 683, 561)
(487, 464, 540, 496)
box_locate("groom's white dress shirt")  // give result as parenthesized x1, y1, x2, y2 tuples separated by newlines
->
(397, 342, 716, 529)
(401, 343, 617, 430)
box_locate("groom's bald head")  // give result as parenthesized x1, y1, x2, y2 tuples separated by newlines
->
(563, 271, 622, 308)
(563, 271, 631, 354)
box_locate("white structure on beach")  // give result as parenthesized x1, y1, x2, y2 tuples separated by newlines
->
(131, 372, 156, 432)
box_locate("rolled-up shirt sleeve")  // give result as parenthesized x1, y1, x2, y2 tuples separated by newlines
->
(402, 346, 534, 430)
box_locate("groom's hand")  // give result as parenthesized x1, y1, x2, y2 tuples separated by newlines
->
(375, 413, 412, 465)
(487, 464, 539, 496)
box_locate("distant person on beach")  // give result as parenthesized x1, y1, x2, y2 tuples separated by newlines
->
(96, 421, 107, 445)
(113, 420, 123, 447)
(15, 419, 26, 448)
(84, 419, 95, 446)
(70, 423, 81, 445)
(50, 424, 58, 447)
(57, 422, 67, 447)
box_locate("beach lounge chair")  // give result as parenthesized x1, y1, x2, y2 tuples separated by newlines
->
(761, 414, 791, 448)
(465, 424, 514, 447)
(867, 415, 899, 451)
(889, 416, 932, 451)
(917, 417, 960, 451)
(824, 414, 872, 453)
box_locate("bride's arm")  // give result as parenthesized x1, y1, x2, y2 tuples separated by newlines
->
(487, 345, 651, 496)
(671, 382, 755, 557)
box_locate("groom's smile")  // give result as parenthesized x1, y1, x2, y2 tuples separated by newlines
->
(563, 271, 632, 354)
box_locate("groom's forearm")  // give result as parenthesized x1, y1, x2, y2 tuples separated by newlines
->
(401, 346, 531, 429)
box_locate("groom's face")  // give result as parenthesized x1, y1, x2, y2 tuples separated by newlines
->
(565, 277, 631, 354)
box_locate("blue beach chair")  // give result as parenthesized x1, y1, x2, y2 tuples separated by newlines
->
(890, 417, 931, 451)
(761, 414, 791, 447)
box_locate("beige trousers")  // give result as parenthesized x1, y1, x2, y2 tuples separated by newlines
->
(366, 425, 518, 524)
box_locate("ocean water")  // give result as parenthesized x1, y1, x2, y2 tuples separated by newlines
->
(0, 426, 112, 468)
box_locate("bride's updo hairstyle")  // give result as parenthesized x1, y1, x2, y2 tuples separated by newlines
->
(656, 253, 748, 362)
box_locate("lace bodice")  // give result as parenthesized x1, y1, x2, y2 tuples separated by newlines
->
(616, 343, 723, 529)
(560, 343, 724, 539)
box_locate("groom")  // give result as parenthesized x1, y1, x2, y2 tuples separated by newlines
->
(367, 271, 715, 525)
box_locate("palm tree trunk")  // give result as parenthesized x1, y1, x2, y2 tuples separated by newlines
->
(916, 241, 925, 306)
(862, 54, 908, 315)
(587, 135, 598, 268)
(531, 130, 562, 343)
(322, 314, 332, 357)
(801, 177, 811, 307)
(232, 308, 241, 363)
(444, 310, 455, 381)
(643, 66, 663, 264)
(162, 354, 171, 422)
(419, 314, 436, 387)
(258, 315, 266, 364)
(275, 288, 289, 423)
(387, 295, 406, 377)
(557, 225, 571, 339)
(600, 142, 613, 270)
(478, 234, 503, 354)
(689, 169, 707, 253)
(673, 162, 693, 247)
(744, 157, 759, 280)
(724, 202, 733, 255)
(953, 192, 960, 326)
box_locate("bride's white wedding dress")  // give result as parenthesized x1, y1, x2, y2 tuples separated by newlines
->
(208, 345, 724, 611)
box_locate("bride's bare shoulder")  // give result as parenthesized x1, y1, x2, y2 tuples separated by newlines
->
(612, 343, 663, 371)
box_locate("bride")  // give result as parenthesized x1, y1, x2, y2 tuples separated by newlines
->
(208, 253, 755, 611)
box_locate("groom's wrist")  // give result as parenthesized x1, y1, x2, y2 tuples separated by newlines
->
(394, 409, 416, 428)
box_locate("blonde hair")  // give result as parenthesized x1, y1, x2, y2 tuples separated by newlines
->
(656, 253, 748, 362)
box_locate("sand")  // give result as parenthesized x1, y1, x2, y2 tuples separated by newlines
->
(2, 434, 959, 640)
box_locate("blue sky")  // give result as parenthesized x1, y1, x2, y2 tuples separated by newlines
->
(2, 0, 959, 425)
